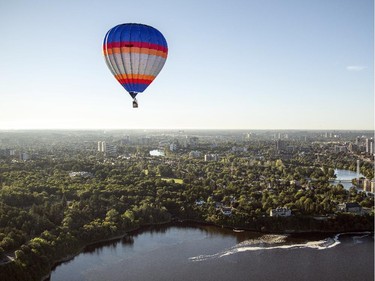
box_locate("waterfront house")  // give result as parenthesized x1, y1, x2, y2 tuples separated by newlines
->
(337, 202, 362, 215)
(270, 207, 292, 217)
(221, 207, 232, 216)
(195, 199, 205, 206)
(69, 171, 93, 178)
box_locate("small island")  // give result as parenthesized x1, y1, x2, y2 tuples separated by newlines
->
(0, 129, 373, 281)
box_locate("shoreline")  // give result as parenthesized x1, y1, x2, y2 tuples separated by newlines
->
(42, 222, 168, 281)
(41, 233, 127, 281)
(41, 219, 374, 281)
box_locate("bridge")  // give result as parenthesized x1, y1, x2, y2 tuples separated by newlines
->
(331, 180, 354, 183)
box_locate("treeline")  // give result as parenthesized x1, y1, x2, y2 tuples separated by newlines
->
(0, 162, 173, 281)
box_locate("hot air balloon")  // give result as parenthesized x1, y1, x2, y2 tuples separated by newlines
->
(103, 23, 168, 108)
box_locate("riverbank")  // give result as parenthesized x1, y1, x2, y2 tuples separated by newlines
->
(41, 214, 374, 281)
(42, 221, 171, 281)
(174, 217, 374, 236)
(48, 222, 374, 281)
(41, 233, 127, 281)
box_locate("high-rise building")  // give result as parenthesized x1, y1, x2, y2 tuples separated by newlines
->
(348, 143, 358, 152)
(365, 138, 374, 155)
(98, 141, 117, 156)
(121, 135, 130, 145)
(20, 152, 30, 161)
(362, 179, 374, 192)
(276, 140, 285, 151)
(170, 143, 178, 151)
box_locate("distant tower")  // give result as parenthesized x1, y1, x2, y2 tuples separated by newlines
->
(276, 139, 283, 152)
(365, 138, 374, 155)
(98, 141, 107, 152)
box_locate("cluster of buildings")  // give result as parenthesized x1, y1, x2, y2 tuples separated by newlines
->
(337, 202, 372, 215)
(358, 178, 375, 193)
(275, 140, 295, 153)
(333, 145, 348, 153)
(347, 137, 374, 155)
(0, 148, 32, 161)
(270, 202, 372, 217)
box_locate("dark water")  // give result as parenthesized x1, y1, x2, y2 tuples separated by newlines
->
(50, 224, 374, 281)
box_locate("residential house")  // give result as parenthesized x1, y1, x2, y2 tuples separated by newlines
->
(270, 207, 292, 217)
(337, 202, 362, 215)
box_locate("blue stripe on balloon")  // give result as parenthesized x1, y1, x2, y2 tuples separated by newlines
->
(106, 24, 167, 48)
(122, 83, 149, 93)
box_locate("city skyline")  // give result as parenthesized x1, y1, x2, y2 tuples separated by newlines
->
(0, 0, 373, 130)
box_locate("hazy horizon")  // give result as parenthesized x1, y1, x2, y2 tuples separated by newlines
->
(0, 127, 374, 132)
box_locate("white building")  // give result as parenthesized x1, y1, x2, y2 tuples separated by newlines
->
(204, 154, 219, 161)
(69, 171, 93, 178)
(270, 207, 292, 217)
(98, 141, 103, 152)
(221, 207, 232, 216)
(195, 199, 205, 206)
(232, 146, 248, 153)
(365, 138, 374, 155)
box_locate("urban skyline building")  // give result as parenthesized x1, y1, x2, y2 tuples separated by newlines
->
(97, 141, 117, 157)
(365, 138, 374, 155)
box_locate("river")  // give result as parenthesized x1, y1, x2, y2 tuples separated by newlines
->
(332, 168, 364, 190)
(49, 224, 374, 281)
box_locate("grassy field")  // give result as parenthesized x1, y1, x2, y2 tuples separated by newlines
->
(161, 178, 184, 184)
(144, 170, 183, 184)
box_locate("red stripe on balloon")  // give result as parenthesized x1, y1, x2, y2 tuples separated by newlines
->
(117, 78, 153, 85)
(104, 41, 168, 53)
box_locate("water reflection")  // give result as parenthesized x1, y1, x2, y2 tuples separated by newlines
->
(50, 223, 374, 281)
(83, 235, 135, 255)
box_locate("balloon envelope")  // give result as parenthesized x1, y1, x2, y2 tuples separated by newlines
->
(103, 23, 168, 98)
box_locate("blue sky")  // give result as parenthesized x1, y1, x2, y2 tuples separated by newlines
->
(0, 0, 373, 130)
